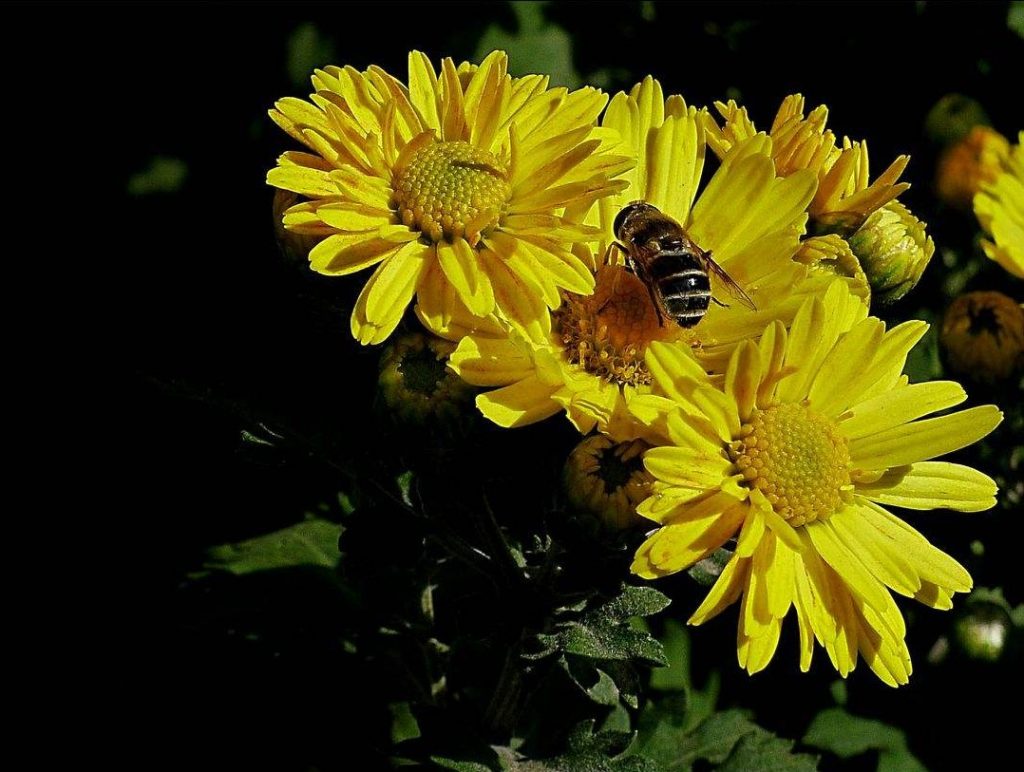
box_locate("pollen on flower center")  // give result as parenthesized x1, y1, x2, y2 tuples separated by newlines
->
(393, 140, 511, 245)
(729, 403, 852, 527)
(554, 266, 682, 387)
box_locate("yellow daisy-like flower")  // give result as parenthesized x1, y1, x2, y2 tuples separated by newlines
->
(628, 281, 1002, 686)
(974, 131, 1024, 278)
(707, 95, 910, 235)
(451, 79, 831, 433)
(267, 50, 631, 344)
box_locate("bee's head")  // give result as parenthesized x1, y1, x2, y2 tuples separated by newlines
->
(613, 201, 660, 239)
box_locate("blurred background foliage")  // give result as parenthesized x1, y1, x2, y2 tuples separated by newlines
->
(97, 1, 1024, 767)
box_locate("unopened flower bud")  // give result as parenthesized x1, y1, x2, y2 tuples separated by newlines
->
(378, 333, 474, 424)
(563, 436, 653, 531)
(924, 94, 990, 146)
(940, 291, 1024, 383)
(936, 126, 1011, 210)
(794, 235, 871, 305)
(954, 602, 1012, 662)
(848, 201, 934, 304)
(273, 189, 324, 263)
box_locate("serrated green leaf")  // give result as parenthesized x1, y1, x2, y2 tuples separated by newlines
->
(592, 586, 672, 623)
(203, 518, 340, 575)
(804, 707, 923, 771)
(677, 710, 760, 765)
(524, 721, 654, 772)
(560, 622, 667, 665)
(718, 730, 818, 772)
(431, 758, 493, 772)
(637, 706, 813, 771)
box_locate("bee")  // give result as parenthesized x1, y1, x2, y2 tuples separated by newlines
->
(610, 201, 756, 328)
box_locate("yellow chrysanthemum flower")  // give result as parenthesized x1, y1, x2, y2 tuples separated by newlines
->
(627, 282, 1002, 686)
(450, 79, 832, 434)
(708, 95, 910, 235)
(974, 131, 1024, 278)
(267, 50, 631, 344)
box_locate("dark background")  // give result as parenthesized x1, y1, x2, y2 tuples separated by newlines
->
(55, 1, 1022, 767)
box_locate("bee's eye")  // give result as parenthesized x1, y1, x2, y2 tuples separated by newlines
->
(613, 207, 630, 237)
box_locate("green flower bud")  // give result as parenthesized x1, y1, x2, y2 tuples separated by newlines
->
(794, 235, 871, 305)
(847, 201, 935, 304)
(954, 602, 1012, 662)
(378, 333, 475, 425)
(924, 93, 990, 146)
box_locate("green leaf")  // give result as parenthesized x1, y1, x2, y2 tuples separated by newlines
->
(127, 156, 188, 196)
(637, 707, 816, 771)
(803, 707, 924, 770)
(1010, 2, 1024, 39)
(559, 622, 666, 665)
(594, 586, 672, 622)
(286, 22, 337, 87)
(529, 721, 655, 771)
(431, 758, 493, 772)
(389, 701, 421, 744)
(475, 2, 580, 89)
(649, 622, 719, 730)
(718, 730, 818, 772)
(203, 518, 341, 575)
(532, 585, 671, 666)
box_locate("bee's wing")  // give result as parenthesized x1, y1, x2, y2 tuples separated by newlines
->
(700, 251, 757, 311)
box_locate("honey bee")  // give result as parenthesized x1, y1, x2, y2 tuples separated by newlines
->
(610, 201, 756, 328)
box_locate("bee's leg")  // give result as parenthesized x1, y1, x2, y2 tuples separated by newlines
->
(597, 243, 630, 313)
(603, 241, 629, 267)
(711, 297, 730, 308)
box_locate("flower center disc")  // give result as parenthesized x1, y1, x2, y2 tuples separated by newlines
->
(555, 266, 680, 387)
(730, 403, 851, 526)
(393, 140, 510, 244)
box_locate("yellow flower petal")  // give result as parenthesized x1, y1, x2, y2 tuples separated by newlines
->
(474, 376, 560, 428)
(449, 336, 536, 386)
(309, 235, 401, 275)
(827, 509, 921, 597)
(631, 501, 746, 578)
(807, 318, 885, 417)
(688, 555, 750, 625)
(839, 380, 967, 440)
(856, 462, 998, 512)
(854, 500, 972, 593)
(849, 405, 1003, 471)
(349, 243, 428, 345)
(805, 518, 893, 616)
(725, 340, 761, 421)
(436, 239, 495, 317)
(643, 446, 734, 490)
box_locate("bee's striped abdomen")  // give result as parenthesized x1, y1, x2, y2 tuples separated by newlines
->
(648, 251, 710, 328)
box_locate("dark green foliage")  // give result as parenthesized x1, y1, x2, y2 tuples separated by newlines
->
(803, 709, 925, 772)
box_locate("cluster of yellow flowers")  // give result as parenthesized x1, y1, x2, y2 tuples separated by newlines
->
(267, 52, 1005, 687)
